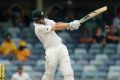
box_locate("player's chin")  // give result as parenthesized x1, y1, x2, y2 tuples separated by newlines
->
(39, 18, 45, 22)
(36, 18, 45, 24)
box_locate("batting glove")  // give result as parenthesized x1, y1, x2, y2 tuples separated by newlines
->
(69, 20, 81, 30)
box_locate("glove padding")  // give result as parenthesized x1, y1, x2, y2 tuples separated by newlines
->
(69, 20, 81, 30)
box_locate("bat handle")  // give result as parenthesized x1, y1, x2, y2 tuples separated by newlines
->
(79, 19, 86, 24)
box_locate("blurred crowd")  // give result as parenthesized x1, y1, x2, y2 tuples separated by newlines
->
(47, 0, 81, 22)
(11, 66, 31, 80)
(0, 33, 31, 62)
(0, 5, 31, 27)
(79, 6, 120, 45)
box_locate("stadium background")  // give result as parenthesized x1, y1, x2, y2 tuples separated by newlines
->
(0, 0, 120, 80)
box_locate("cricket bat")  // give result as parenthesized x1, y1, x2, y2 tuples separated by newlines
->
(79, 6, 107, 23)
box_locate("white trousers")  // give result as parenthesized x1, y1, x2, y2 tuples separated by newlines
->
(42, 43, 74, 80)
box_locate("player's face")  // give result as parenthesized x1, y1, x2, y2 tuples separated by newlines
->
(38, 18, 45, 24)
(18, 69, 23, 75)
(5, 36, 11, 42)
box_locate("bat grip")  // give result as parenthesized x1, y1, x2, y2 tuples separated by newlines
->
(79, 18, 88, 24)
(79, 19, 84, 24)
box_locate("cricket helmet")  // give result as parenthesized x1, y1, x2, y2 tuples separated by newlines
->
(32, 9, 45, 21)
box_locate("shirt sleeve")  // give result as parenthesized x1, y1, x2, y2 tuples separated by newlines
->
(34, 23, 52, 33)
(25, 49, 31, 57)
(49, 20, 56, 26)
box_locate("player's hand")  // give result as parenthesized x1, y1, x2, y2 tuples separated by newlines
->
(69, 20, 81, 30)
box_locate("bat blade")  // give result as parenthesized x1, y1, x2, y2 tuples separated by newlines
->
(79, 6, 107, 23)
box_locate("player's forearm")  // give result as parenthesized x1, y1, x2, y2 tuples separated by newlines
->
(51, 22, 70, 31)
(51, 20, 81, 31)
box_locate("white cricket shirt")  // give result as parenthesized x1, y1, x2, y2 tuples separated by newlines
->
(33, 18, 62, 49)
(11, 72, 31, 80)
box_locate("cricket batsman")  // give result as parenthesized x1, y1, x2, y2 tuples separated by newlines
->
(32, 9, 81, 80)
